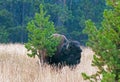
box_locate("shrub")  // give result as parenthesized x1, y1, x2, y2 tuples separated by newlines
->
(82, 0, 120, 82)
(25, 4, 60, 63)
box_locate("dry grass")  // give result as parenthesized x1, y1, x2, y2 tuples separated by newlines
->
(0, 43, 97, 82)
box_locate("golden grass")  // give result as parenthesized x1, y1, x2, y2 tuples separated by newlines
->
(0, 43, 97, 82)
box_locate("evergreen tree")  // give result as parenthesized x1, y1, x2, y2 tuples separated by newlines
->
(0, 9, 14, 43)
(0, 26, 8, 43)
(25, 4, 60, 63)
(82, 0, 120, 82)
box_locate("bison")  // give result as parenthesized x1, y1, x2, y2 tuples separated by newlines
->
(45, 34, 82, 67)
(47, 40, 82, 66)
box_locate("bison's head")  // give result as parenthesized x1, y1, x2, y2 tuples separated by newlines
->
(61, 40, 82, 66)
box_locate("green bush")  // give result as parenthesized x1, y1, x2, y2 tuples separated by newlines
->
(25, 4, 60, 63)
(82, 0, 120, 82)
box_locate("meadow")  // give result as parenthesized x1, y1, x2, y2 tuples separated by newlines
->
(0, 44, 97, 82)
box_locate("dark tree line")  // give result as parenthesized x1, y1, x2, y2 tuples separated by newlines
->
(0, 0, 106, 45)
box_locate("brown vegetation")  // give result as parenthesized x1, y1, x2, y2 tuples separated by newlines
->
(0, 44, 97, 82)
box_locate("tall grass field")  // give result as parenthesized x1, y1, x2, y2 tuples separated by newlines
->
(0, 44, 97, 82)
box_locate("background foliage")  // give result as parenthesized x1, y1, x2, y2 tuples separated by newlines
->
(0, 0, 106, 45)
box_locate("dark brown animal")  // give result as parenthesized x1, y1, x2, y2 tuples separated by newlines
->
(47, 40, 82, 66)
(39, 34, 82, 67)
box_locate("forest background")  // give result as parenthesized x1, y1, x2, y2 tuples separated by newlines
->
(0, 0, 106, 44)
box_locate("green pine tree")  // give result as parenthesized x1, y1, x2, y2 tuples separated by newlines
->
(82, 0, 120, 82)
(25, 4, 60, 63)
(0, 26, 8, 43)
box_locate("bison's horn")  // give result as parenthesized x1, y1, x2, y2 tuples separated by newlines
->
(66, 40, 70, 49)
